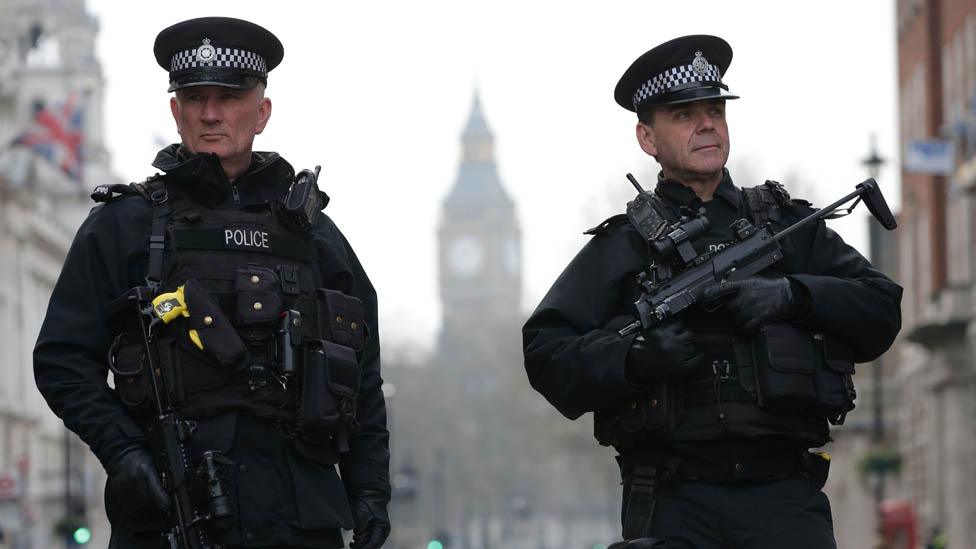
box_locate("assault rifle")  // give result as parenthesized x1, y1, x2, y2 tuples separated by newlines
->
(111, 286, 229, 549)
(617, 176, 897, 337)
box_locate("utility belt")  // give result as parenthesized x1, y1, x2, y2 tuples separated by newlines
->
(616, 442, 832, 540)
(594, 323, 856, 448)
(619, 442, 811, 484)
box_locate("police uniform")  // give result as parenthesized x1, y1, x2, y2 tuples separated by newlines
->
(34, 18, 390, 549)
(522, 36, 902, 548)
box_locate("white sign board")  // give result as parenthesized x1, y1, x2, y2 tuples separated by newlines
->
(904, 139, 955, 175)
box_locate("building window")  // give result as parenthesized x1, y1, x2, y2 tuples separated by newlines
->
(897, 0, 923, 37)
(946, 189, 972, 285)
(24, 24, 60, 69)
(901, 66, 927, 154)
(942, 20, 976, 164)
(965, 14, 976, 162)
(0, 237, 11, 408)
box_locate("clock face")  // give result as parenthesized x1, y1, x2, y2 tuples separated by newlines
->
(448, 236, 483, 277)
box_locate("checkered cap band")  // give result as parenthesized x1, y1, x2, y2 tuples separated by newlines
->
(632, 60, 722, 108)
(170, 46, 268, 75)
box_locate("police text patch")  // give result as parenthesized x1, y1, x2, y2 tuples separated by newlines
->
(223, 227, 272, 251)
(172, 226, 312, 261)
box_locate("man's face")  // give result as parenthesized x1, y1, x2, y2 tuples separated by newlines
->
(170, 85, 271, 165)
(636, 99, 730, 180)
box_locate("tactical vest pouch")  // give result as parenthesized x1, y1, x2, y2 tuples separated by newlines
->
(111, 342, 151, 409)
(108, 334, 183, 412)
(751, 323, 816, 412)
(235, 266, 283, 326)
(812, 333, 856, 425)
(106, 288, 172, 413)
(633, 382, 680, 434)
(181, 278, 247, 368)
(300, 339, 361, 440)
(316, 289, 366, 351)
(594, 382, 682, 448)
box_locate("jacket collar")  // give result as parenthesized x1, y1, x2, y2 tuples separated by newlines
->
(151, 144, 295, 207)
(655, 168, 740, 209)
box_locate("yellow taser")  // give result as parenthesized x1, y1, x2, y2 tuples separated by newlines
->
(151, 285, 203, 350)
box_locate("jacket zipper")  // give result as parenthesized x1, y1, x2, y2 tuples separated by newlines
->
(231, 185, 241, 204)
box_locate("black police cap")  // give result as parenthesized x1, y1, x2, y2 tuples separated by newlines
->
(614, 35, 739, 113)
(154, 17, 284, 92)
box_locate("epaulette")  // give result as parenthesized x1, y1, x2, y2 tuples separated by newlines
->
(584, 214, 630, 236)
(130, 174, 165, 201)
(90, 183, 140, 203)
(91, 174, 164, 204)
(763, 180, 792, 206)
(743, 180, 790, 209)
(742, 180, 795, 227)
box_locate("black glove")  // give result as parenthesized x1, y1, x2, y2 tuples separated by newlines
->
(350, 489, 391, 549)
(625, 319, 703, 383)
(699, 277, 798, 335)
(107, 445, 170, 519)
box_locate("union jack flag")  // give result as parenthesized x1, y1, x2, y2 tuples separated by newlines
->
(14, 95, 84, 182)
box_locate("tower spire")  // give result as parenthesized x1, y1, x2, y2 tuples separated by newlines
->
(437, 87, 522, 367)
(463, 89, 491, 138)
(444, 90, 512, 209)
(461, 89, 494, 164)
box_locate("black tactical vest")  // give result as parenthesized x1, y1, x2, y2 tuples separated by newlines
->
(594, 182, 837, 451)
(158, 188, 321, 419)
(101, 176, 366, 465)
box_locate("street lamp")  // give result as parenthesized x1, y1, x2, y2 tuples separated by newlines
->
(861, 134, 886, 453)
(860, 133, 901, 549)
(863, 134, 885, 179)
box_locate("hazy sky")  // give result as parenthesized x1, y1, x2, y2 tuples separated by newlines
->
(86, 0, 901, 352)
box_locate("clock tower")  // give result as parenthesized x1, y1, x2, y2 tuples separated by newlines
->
(437, 92, 522, 367)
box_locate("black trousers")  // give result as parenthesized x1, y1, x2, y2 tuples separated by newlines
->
(108, 529, 342, 549)
(108, 533, 328, 549)
(622, 476, 836, 549)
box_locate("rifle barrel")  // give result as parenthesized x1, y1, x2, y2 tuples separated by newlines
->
(771, 186, 865, 243)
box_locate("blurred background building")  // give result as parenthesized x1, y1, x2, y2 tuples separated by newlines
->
(0, 0, 116, 547)
(883, 0, 976, 547)
(383, 94, 618, 548)
(822, 3, 976, 548)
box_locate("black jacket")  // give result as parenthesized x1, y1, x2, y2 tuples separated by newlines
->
(34, 145, 390, 546)
(522, 171, 903, 423)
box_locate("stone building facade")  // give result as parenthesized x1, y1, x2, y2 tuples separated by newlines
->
(892, 0, 976, 546)
(0, 0, 115, 546)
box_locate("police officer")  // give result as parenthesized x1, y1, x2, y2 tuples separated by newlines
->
(522, 35, 902, 548)
(34, 17, 390, 549)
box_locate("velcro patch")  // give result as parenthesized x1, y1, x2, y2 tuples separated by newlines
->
(223, 226, 273, 252)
